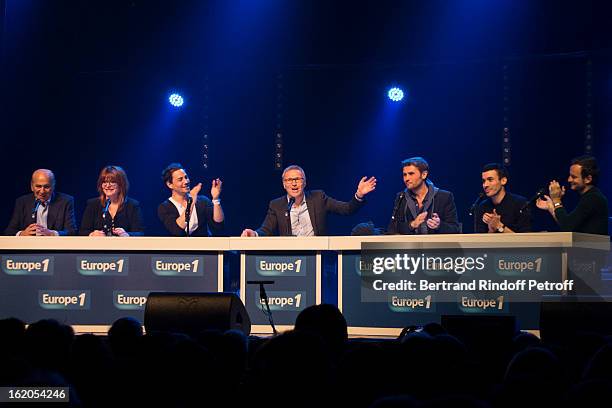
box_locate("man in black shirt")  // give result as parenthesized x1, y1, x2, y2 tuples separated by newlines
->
(537, 155, 609, 235)
(474, 163, 531, 233)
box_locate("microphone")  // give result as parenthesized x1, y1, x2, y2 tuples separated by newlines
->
(391, 192, 405, 221)
(520, 187, 547, 213)
(468, 192, 486, 216)
(102, 199, 111, 216)
(286, 197, 295, 215)
(285, 197, 295, 236)
(31, 199, 41, 220)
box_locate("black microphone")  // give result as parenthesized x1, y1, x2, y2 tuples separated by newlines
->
(31, 199, 41, 220)
(285, 197, 295, 236)
(286, 197, 295, 215)
(520, 187, 547, 213)
(391, 192, 405, 221)
(185, 194, 193, 216)
(468, 192, 486, 216)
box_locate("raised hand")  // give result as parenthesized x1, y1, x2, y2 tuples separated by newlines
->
(211, 178, 222, 200)
(548, 181, 565, 200)
(356, 176, 377, 198)
(189, 182, 203, 202)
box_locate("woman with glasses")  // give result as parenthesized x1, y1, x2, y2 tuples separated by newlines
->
(79, 165, 144, 236)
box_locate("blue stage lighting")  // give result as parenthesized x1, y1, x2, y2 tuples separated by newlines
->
(168, 93, 184, 107)
(387, 87, 404, 102)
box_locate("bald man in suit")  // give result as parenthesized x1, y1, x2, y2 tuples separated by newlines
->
(4, 169, 77, 236)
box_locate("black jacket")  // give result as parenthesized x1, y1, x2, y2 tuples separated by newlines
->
(256, 190, 365, 236)
(79, 197, 144, 236)
(4, 192, 77, 236)
(158, 196, 224, 236)
(387, 183, 460, 234)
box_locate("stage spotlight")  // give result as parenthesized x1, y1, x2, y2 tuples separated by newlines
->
(387, 87, 404, 102)
(168, 93, 184, 107)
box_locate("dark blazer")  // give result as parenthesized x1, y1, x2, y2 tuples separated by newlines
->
(79, 197, 144, 236)
(256, 190, 365, 236)
(387, 187, 460, 234)
(4, 192, 77, 236)
(158, 196, 224, 236)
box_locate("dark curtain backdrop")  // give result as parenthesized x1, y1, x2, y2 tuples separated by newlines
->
(1, 1, 610, 236)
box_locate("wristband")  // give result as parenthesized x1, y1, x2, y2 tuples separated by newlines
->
(212, 199, 221, 205)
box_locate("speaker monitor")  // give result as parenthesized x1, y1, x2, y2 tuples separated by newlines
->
(145, 292, 251, 336)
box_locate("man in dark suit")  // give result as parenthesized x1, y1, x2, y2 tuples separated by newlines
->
(387, 157, 460, 234)
(4, 169, 77, 236)
(241, 165, 376, 237)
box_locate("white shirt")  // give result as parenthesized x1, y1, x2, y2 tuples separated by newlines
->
(169, 197, 199, 235)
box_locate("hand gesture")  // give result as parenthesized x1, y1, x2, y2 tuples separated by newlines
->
(190, 182, 203, 202)
(536, 195, 554, 212)
(211, 178, 222, 200)
(356, 176, 377, 198)
(112, 227, 129, 237)
(410, 212, 428, 229)
(89, 230, 106, 237)
(483, 209, 502, 232)
(20, 223, 37, 236)
(426, 212, 441, 230)
(548, 180, 565, 200)
(241, 229, 257, 237)
(35, 225, 56, 236)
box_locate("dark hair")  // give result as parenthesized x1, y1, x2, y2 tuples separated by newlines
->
(351, 221, 383, 236)
(571, 155, 599, 185)
(97, 165, 129, 206)
(162, 163, 184, 185)
(482, 163, 508, 180)
(401, 157, 429, 175)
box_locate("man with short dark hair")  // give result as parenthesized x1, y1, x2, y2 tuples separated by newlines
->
(241, 165, 376, 236)
(4, 169, 77, 236)
(387, 157, 459, 234)
(474, 163, 531, 233)
(157, 163, 224, 236)
(537, 155, 608, 235)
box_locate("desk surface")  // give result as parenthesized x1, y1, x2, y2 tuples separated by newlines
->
(1, 233, 608, 251)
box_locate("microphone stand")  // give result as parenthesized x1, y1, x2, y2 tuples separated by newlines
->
(520, 188, 546, 214)
(385, 192, 405, 234)
(185, 194, 192, 237)
(468, 191, 486, 232)
(31, 199, 41, 223)
(102, 199, 112, 236)
(247, 280, 277, 335)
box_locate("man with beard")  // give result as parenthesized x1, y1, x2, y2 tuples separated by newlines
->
(537, 155, 608, 235)
(387, 157, 459, 234)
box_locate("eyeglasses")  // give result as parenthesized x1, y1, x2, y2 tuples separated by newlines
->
(283, 177, 304, 184)
(102, 180, 118, 186)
